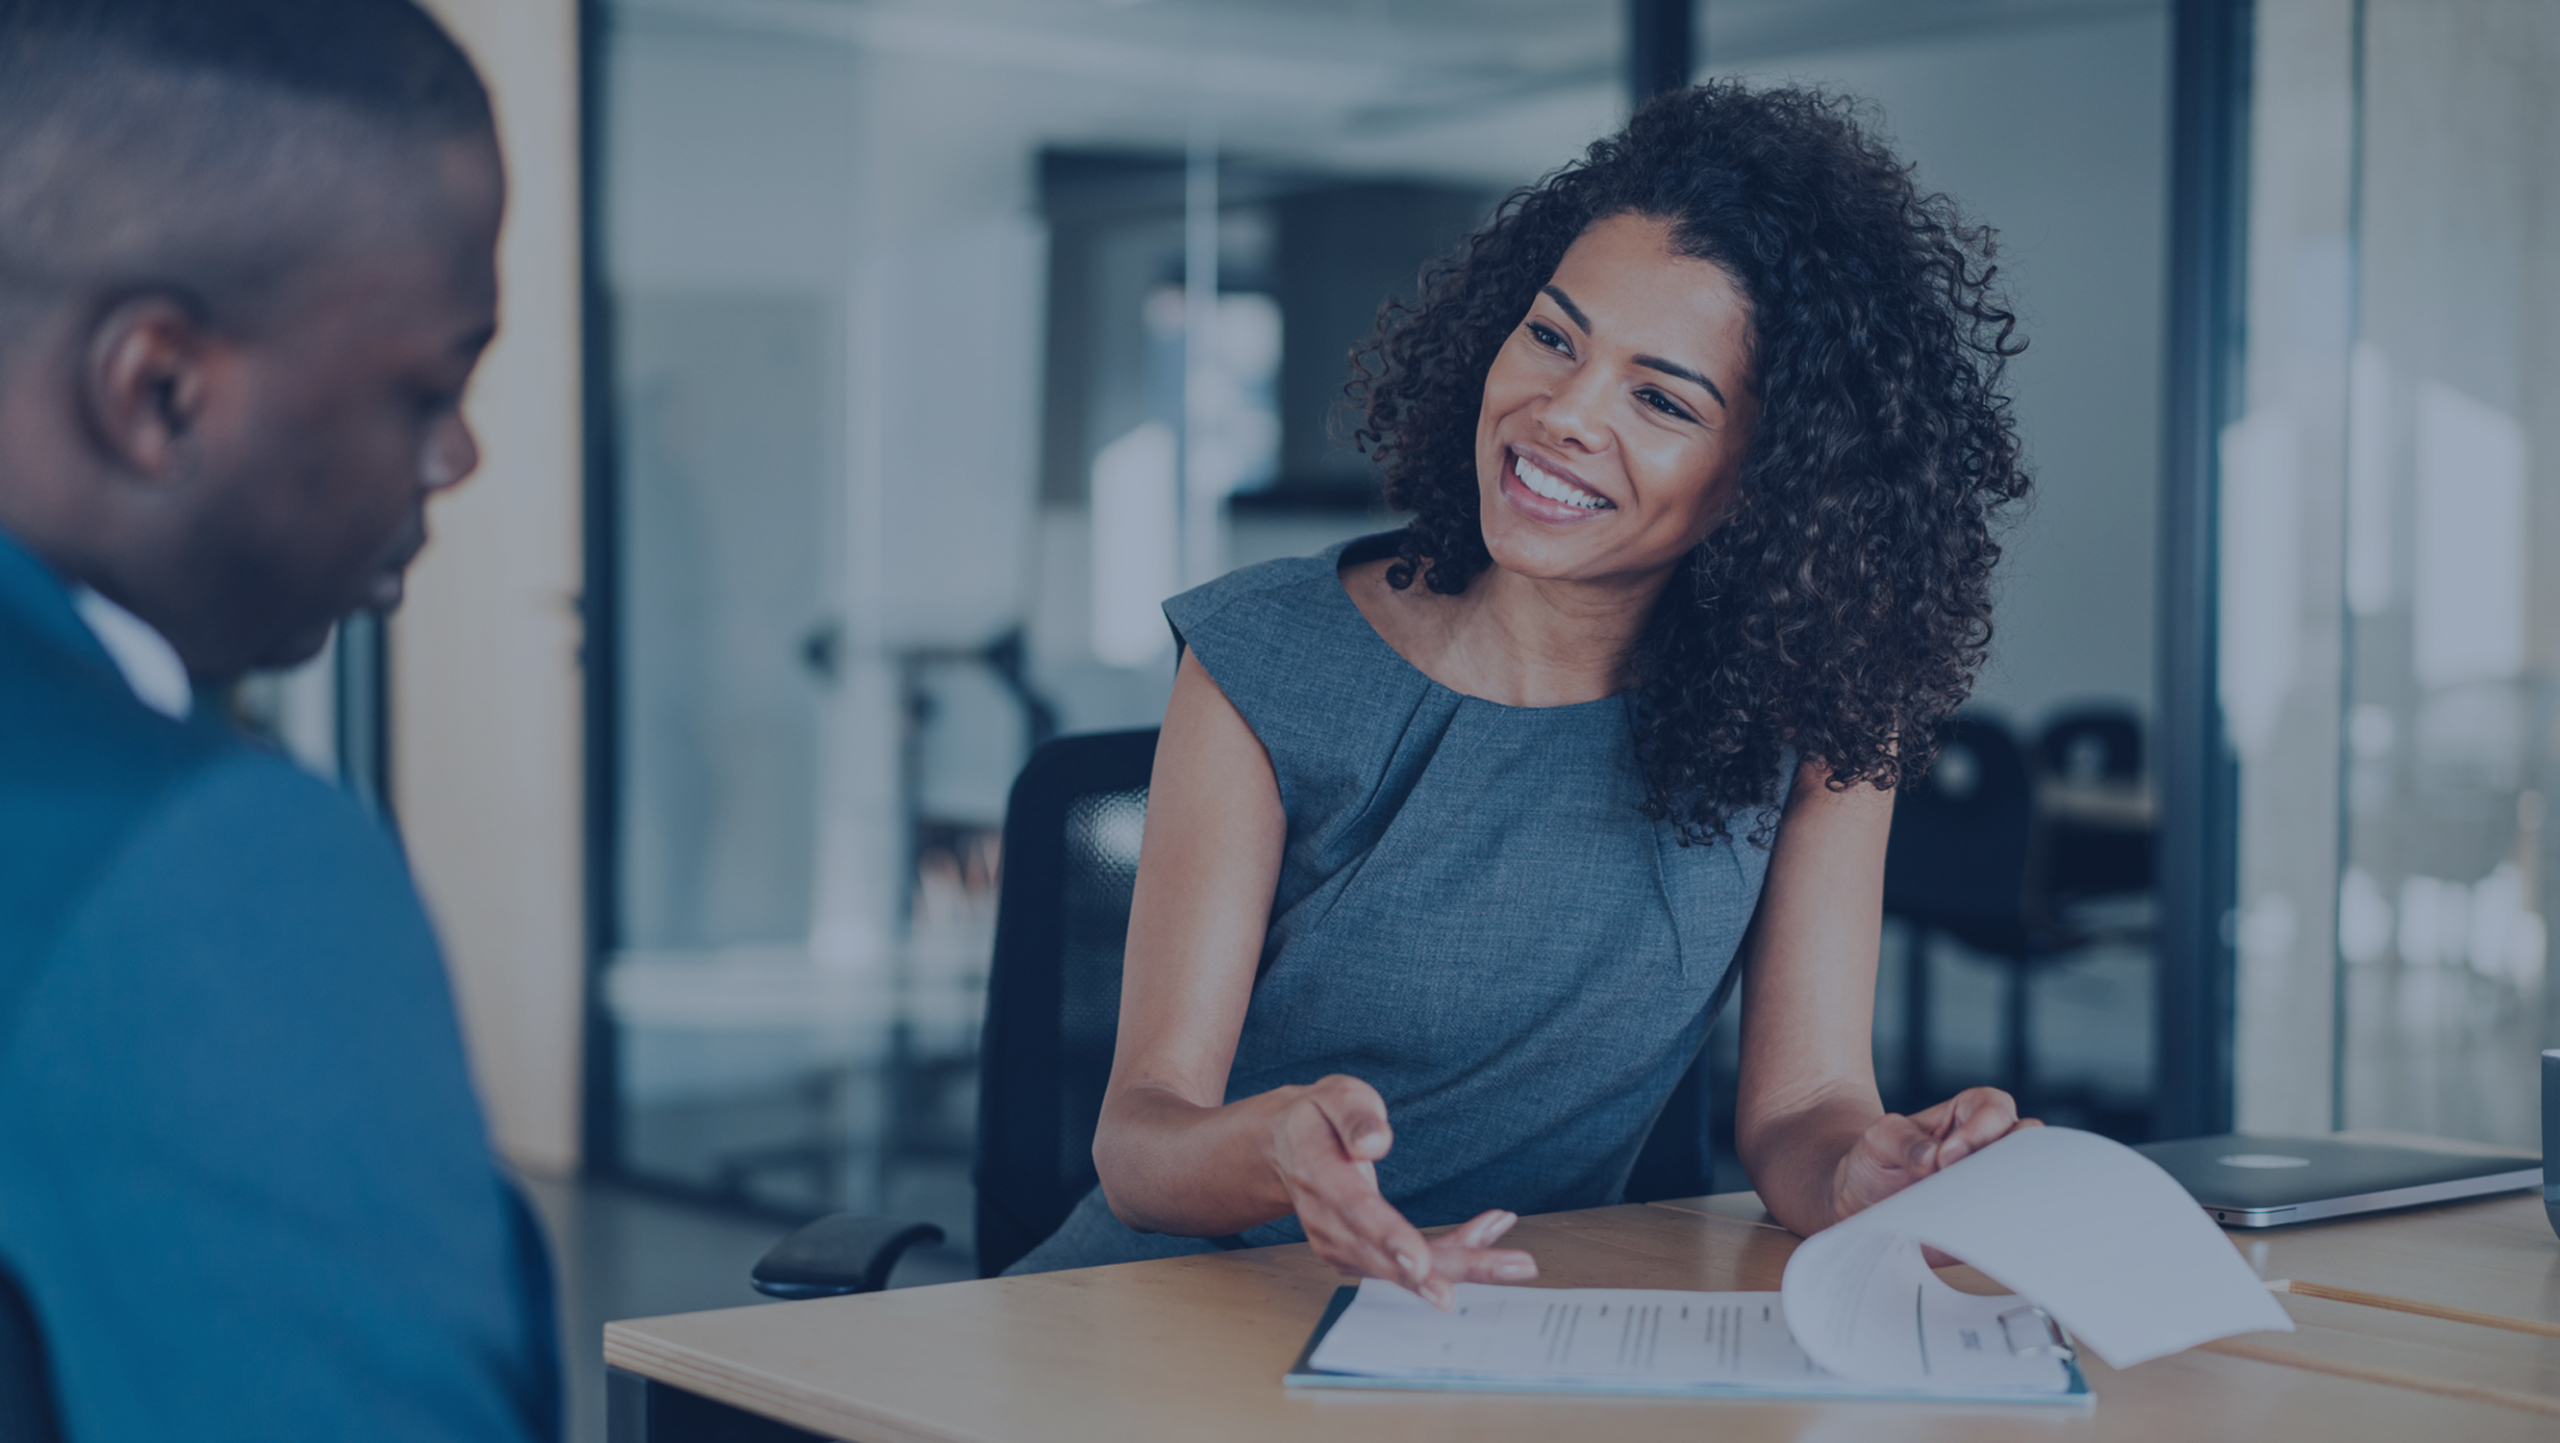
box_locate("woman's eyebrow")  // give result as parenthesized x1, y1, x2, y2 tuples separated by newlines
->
(1634, 354, 1727, 410)
(1539, 284, 1591, 332)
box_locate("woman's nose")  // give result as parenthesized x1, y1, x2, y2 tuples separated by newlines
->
(1534, 366, 1611, 453)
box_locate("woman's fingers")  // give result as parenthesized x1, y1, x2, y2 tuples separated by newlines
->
(1832, 1111, 1943, 1219)
(1453, 1209, 1518, 1249)
(1281, 1109, 1412, 1263)
(1281, 1083, 1546, 1308)
(1319, 1187, 1440, 1295)
(1305, 1074, 1394, 1163)
(1932, 1087, 2025, 1169)
(1277, 1081, 1454, 1306)
(1867, 1111, 1941, 1174)
(1904, 1093, 1958, 1136)
(1428, 1213, 1537, 1283)
(1299, 1178, 1432, 1290)
(1435, 1244, 1539, 1283)
(1835, 1090, 2047, 1225)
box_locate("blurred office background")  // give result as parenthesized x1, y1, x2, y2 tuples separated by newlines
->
(219, 1, 2554, 1438)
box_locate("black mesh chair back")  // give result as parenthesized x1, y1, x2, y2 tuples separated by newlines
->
(2033, 706, 2143, 785)
(971, 728, 1722, 1276)
(2033, 706, 2155, 904)
(1882, 716, 2065, 1105)
(1882, 716, 2036, 957)
(0, 1262, 61, 1443)
(973, 729, 1160, 1277)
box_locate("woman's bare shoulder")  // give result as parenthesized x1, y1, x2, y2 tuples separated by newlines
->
(1337, 551, 1399, 601)
(1769, 756, 1895, 850)
(1338, 552, 1459, 663)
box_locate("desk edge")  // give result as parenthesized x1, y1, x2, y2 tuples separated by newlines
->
(604, 1319, 963, 1443)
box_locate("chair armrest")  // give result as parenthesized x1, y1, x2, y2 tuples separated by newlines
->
(751, 1214, 948, 1299)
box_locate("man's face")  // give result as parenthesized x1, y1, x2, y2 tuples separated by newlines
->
(196, 133, 502, 672)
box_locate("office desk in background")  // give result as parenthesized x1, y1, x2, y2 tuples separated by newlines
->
(604, 1190, 2560, 1442)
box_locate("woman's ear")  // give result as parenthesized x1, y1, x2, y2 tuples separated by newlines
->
(82, 292, 215, 482)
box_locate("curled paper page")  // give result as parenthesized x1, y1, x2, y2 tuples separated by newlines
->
(1781, 1126, 2295, 1381)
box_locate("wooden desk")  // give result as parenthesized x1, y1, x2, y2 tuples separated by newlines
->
(605, 1194, 2560, 1441)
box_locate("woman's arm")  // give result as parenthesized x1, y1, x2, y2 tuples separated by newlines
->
(1733, 759, 2034, 1238)
(1091, 651, 1533, 1303)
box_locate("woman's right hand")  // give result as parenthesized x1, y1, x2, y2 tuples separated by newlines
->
(1265, 1074, 1538, 1308)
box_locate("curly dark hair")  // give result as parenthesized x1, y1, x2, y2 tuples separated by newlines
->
(1347, 81, 2028, 845)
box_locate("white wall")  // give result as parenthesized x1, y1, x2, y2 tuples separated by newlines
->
(399, 0, 588, 1174)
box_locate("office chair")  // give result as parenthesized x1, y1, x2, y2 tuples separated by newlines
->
(1883, 716, 2056, 1108)
(2033, 706, 2156, 909)
(0, 1262, 62, 1443)
(2034, 707, 2141, 786)
(751, 727, 1721, 1298)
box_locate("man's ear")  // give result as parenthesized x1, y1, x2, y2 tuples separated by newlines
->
(82, 293, 214, 481)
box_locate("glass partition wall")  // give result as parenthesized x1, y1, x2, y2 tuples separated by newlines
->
(592, 0, 2185, 1238)
(2334, 0, 2560, 1145)
(2233, 0, 2559, 1144)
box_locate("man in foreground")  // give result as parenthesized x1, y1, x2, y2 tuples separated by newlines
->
(0, 0, 559, 1436)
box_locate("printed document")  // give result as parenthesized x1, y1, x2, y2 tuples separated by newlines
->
(1304, 1279, 2079, 1402)
(1293, 1127, 2292, 1403)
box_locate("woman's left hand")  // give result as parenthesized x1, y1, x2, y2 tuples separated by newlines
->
(1827, 1086, 2038, 1225)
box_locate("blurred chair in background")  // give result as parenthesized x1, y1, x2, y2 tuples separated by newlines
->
(2035, 707, 2141, 784)
(2031, 705, 2156, 919)
(1884, 710, 2158, 1119)
(751, 727, 1721, 1297)
(1885, 717, 2043, 1107)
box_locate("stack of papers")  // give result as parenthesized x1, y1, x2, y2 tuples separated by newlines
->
(1287, 1127, 2293, 1407)
(1296, 1279, 2087, 1405)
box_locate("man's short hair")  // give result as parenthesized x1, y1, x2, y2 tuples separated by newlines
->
(0, 0, 489, 136)
(0, 0, 494, 345)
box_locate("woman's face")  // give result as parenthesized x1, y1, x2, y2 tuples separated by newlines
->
(1473, 212, 1759, 590)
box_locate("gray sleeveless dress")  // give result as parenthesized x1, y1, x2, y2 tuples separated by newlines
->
(1005, 533, 1787, 1273)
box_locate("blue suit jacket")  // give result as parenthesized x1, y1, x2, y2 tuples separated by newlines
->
(0, 528, 559, 1440)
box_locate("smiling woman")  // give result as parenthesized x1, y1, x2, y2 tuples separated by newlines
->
(1012, 82, 2037, 1301)
(1360, 83, 2028, 845)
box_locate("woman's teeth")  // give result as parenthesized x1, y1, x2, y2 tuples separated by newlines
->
(1514, 454, 1610, 511)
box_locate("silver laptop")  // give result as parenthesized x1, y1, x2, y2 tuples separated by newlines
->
(2134, 1134, 2542, 1228)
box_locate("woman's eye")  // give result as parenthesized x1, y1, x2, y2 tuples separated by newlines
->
(1525, 320, 1569, 353)
(1637, 388, 1694, 422)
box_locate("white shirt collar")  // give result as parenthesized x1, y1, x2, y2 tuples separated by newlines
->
(71, 586, 193, 720)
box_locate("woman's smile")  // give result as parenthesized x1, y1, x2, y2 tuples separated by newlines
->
(1502, 446, 1616, 521)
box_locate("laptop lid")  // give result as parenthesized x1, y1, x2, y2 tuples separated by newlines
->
(2134, 1134, 2541, 1228)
